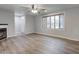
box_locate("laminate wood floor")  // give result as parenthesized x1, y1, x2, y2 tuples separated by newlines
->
(0, 33, 79, 54)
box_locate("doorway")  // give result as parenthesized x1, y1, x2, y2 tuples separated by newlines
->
(15, 15, 25, 35)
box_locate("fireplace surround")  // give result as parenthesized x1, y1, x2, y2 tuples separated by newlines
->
(0, 28, 7, 40)
(0, 24, 8, 40)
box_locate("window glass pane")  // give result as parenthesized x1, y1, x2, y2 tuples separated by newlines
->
(55, 15, 59, 29)
(51, 16, 54, 29)
(60, 15, 64, 28)
(47, 17, 51, 28)
(42, 17, 46, 28)
(42, 14, 64, 30)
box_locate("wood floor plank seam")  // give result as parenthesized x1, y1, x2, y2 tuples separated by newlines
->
(0, 33, 78, 54)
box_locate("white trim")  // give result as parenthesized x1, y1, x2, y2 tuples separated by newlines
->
(7, 32, 79, 41)
(7, 35, 17, 38)
(36, 32, 79, 41)
(7, 32, 35, 38)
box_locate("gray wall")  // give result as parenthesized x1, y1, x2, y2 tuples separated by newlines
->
(0, 9, 15, 37)
(24, 14, 35, 34)
(34, 7, 79, 41)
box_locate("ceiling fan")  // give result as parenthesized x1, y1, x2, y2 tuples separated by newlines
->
(28, 4, 47, 14)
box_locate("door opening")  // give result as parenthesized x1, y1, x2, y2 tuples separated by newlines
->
(15, 15, 25, 35)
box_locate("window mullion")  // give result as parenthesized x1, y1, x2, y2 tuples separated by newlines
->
(46, 18, 47, 29)
(50, 17, 51, 29)
(54, 16, 55, 29)
(44, 13, 64, 29)
(59, 15, 60, 29)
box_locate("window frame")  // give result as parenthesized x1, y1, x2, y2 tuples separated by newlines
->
(47, 16, 51, 29)
(42, 13, 64, 30)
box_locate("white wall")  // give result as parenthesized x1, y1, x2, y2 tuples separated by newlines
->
(34, 7, 79, 41)
(0, 9, 15, 37)
(24, 14, 35, 34)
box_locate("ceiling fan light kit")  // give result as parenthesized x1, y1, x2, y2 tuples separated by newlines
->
(31, 4, 47, 14)
(31, 9, 38, 14)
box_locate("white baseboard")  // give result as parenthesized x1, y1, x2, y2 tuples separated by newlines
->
(7, 35, 17, 38)
(7, 32, 35, 38)
(7, 32, 79, 41)
(35, 32, 79, 41)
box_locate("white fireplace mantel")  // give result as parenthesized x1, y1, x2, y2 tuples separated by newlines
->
(0, 25, 8, 28)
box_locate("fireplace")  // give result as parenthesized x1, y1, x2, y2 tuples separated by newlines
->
(0, 28, 7, 40)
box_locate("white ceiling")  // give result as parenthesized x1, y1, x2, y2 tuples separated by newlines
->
(0, 4, 79, 16)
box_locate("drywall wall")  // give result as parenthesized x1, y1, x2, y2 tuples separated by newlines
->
(0, 9, 15, 37)
(24, 14, 35, 34)
(34, 7, 79, 41)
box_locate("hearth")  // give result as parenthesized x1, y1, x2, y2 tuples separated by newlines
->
(0, 28, 7, 40)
